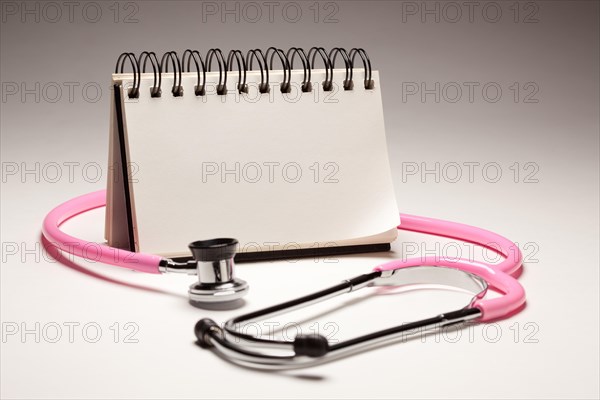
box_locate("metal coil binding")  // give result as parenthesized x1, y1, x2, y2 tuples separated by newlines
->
(182, 49, 206, 96)
(115, 52, 140, 98)
(114, 47, 375, 98)
(138, 51, 161, 97)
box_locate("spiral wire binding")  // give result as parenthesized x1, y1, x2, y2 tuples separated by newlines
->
(307, 47, 333, 91)
(246, 49, 269, 94)
(266, 47, 292, 94)
(286, 47, 311, 93)
(114, 47, 374, 99)
(227, 50, 248, 94)
(160, 51, 184, 97)
(329, 48, 353, 91)
(182, 49, 207, 96)
(206, 48, 228, 95)
(115, 52, 139, 98)
(349, 48, 374, 90)
(138, 51, 161, 97)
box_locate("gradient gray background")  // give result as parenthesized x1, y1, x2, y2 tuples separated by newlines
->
(1, 1, 598, 399)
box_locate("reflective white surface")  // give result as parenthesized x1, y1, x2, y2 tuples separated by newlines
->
(1, 1, 598, 398)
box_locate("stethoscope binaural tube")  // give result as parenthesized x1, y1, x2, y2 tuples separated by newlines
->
(195, 262, 525, 369)
(192, 212, 526, 369)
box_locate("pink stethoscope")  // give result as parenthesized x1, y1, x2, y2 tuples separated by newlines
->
(42, 190, 525, 369)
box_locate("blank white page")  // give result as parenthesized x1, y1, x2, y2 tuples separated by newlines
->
(116, 69, 399, 257)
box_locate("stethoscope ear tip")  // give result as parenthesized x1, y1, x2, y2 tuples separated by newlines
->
(293, 334, 330, 358)
(195, 318, 219, 349)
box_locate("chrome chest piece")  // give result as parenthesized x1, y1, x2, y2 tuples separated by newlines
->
(160, 238, 249, 306)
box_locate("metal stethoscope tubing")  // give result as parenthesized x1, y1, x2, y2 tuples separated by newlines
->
(193, 211, 525, 368)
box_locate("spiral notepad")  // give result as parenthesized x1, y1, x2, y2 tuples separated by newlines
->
(105, 47, 399, 260)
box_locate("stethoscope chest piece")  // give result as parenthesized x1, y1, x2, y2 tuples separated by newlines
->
(187, 238, 249, 306)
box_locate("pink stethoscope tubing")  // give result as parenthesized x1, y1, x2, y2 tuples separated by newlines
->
(42, 190, 163, 274)
(42, 189, 525, 321)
